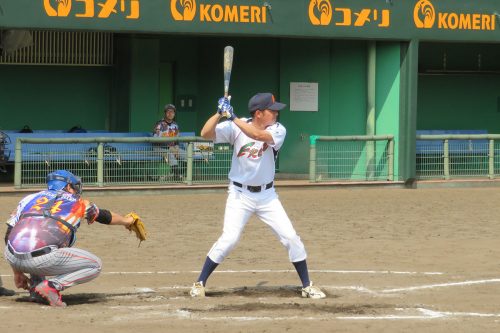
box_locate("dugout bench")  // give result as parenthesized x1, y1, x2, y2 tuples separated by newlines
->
(416, 129, 489, 179)
(1, 131, 227, 188)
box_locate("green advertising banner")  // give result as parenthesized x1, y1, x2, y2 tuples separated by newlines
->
(0, 0, 499, 42)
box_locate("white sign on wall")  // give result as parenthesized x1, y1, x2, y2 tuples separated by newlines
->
(290, 82, 318, 112)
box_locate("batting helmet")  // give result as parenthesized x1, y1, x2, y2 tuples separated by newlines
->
(47, 170, 82, 195)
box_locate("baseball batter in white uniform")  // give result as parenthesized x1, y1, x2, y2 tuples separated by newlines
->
(190, 93, 325, 299)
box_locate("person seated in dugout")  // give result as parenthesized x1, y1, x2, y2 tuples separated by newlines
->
(152, 103, 184, 179)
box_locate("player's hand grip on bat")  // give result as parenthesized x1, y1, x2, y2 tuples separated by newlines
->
(217, 96, 236, 121)
(217, 97, 229, 114)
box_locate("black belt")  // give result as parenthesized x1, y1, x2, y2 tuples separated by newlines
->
(233, 181, 273, 193)
(7, 244, 53, 259)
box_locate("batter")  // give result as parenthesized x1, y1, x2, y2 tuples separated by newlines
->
(190, 93, 326, 299)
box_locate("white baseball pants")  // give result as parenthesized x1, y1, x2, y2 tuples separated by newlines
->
(207, 185, 307, 264)
(4, 246, 102, 291)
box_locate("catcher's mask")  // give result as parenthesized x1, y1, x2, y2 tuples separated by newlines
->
(47, 170, 82, 195)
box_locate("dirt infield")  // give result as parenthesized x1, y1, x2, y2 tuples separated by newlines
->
(1, 186, 500, 332)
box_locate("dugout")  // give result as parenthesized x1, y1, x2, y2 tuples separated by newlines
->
(0, 0, 499, 182)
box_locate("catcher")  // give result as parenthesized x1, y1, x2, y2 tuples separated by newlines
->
(3, 170, 146, 307)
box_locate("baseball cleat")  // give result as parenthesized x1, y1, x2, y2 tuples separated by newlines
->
(190, 281, 205, 297)
(34, 280, 66, 307)
(301, 282, 326, 299)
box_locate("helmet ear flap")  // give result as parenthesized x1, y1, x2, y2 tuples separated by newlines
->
(70, 178, 83, 195)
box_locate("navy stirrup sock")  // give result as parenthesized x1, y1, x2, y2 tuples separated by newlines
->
(197, 256, 219, 286)
(292, 260, 310, 288)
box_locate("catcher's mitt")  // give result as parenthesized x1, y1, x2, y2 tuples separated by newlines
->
(125, 212, 147, 245)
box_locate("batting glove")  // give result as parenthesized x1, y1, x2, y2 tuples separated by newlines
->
(217, 96, 230, 115)
(222, 104, 236, 121)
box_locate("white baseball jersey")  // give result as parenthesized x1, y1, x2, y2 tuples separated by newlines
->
(214, 118, 286, 185)
(206, 118, 307, 265)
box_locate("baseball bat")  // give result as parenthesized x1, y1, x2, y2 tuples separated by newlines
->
(223, 46, 234, 98)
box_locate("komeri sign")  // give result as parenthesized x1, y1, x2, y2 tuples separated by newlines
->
(170, 0, 268, 23)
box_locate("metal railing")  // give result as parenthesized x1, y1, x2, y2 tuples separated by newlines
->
(309, 135, 394, 182)
(20, 134, 500, 186)
(416, 134, 500, 180)
(14, 137, 232, 188)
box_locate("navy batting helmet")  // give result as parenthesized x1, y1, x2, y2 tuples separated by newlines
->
(47, 170, 82, 195)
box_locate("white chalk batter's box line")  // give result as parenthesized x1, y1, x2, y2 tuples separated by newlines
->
(151, 277, 500, 294)
(0, 269, 443, 278)
(106, 269, 444, 275)
(121, 308, 500, 321)
(104, 305, 500, 321)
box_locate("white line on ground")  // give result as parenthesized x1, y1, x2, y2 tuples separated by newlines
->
(337, 308, 500, 320)
(107, 306, 500, 322)
(106, 269, 444, 275)
(0, 269, 443, 278)
(381, 278, 500, 293)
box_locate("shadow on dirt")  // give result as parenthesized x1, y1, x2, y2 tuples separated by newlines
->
(15, 291, 157, 306)
(206, 285, 334, 298)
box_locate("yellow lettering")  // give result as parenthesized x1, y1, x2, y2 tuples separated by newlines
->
(211, 4, 223, 22)
(98, 0, 118, 18)
(76, 0, 95, 18)
(458, 13, 471, 29)
(438, 13, 448, 28)
(429, 10, 496, 31)
(448, 13, 458, 29)
(240, 5, 249, 23)
(354, 9, 371, 27)
(200, 4, 211, 21)
(32, 197, 49, 211)
(126, 0, 140, 19)
(50, 200, 64, 215)
(225, 5, 238, 22)
(335, 8, 351, 26)
(482, 14, 491, 30)
(250, 6, 260, 23)
(378, 9, 390, 27)
(262, 5, 266, 23)
(472, 14, 480, 30)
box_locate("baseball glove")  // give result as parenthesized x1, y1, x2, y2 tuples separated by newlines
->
(125, 212, 147, 245)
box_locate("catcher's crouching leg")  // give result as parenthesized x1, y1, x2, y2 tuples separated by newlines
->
(48, 248, 103, 291)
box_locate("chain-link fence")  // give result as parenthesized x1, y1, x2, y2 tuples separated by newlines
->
(14, 137, 233, 188)
(416, 134, 500, 180)
(309, 135, 395, 182)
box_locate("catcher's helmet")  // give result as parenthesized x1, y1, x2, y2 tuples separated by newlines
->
(47, 170, 82, 194)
